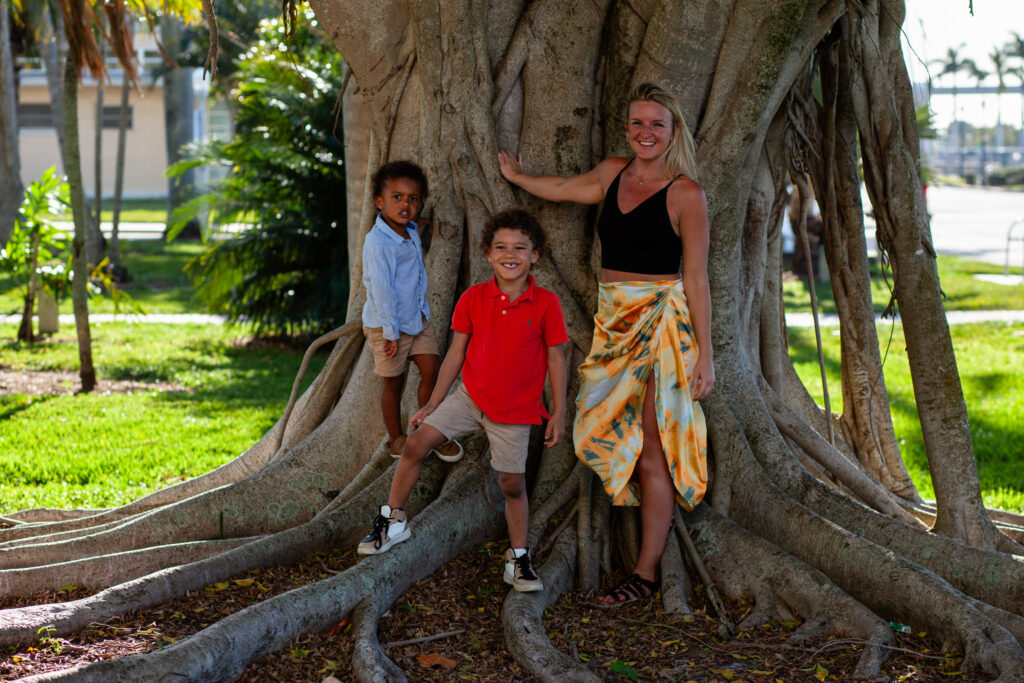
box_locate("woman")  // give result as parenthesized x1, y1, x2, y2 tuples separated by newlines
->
(498, 82, 713, 605)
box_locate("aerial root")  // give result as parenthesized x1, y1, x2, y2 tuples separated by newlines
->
(658, 529, 692, 618)
(761, 379, 920, 526)
(0, 537, 256, 596)
(503, 525, 598, 682)
(272, 320, 363, 459)
(351, 596, 407, 683)
(575, 472, 600, 593)
(688, 505, 894, 679)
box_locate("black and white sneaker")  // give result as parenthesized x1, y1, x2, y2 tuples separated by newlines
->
(503, 548, 543, 592)
(357, 504, 410, 555)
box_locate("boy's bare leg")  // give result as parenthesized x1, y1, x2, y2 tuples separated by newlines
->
(498, 472, 529, 549)
(388, 424, 448, 509)
(633, 372, 675, 582)
(381, 374, 406, 443)
(410, 353, 441, 408)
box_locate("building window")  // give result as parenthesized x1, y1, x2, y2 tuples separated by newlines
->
(17, 104, 133, 130)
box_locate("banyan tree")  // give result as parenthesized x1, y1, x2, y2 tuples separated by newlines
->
(4, 0, 1024, 680)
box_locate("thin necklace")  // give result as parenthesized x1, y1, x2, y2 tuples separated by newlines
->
(632, 166, 660, 185)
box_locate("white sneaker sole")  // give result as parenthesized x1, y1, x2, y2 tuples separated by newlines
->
(503, 565, 543, 592)
(432, 441, 464, 463)
(357, 527, 411, 555)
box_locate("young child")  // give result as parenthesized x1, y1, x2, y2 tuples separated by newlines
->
(357, 208, 569, 593)
(361, 161, 462, 461)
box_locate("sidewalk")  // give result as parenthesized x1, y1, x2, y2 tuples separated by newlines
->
(784, 310, 1024, 327)
(0, 313, 226, 325)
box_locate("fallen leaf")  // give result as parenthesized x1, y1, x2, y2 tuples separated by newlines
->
(233, 579, 254, 587)
(417, 652, 457, 670)
(327, 617, 352, 636)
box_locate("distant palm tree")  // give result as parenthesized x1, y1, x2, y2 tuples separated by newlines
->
(1006, 32, 1024, 147)
(932, 44, 969, 175)
(989, 48, 1008, 147)
(964, 59, 988, 183)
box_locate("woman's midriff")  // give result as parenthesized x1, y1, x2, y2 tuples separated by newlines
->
(600, 268, 681, 284)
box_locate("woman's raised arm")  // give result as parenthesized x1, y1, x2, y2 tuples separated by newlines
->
(498, 151, 622, 205)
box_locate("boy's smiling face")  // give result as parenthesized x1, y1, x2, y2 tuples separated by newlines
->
(486, 227, 539, 289)
(375, 177, 423, 234)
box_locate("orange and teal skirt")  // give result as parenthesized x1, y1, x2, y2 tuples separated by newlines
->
(573, 279, 707, 509)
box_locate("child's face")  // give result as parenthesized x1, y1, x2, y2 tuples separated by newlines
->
(486, 228, 538, 286)
(375, 177, 423, 232)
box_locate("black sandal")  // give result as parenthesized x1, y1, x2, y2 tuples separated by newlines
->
(594, 573, 660, 608)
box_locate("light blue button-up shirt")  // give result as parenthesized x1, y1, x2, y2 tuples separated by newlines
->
(361, 215, 430, 340)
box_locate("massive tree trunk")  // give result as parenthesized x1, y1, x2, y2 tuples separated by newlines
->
(3, 1, 1024, 681)
(0, 1, 22, 247)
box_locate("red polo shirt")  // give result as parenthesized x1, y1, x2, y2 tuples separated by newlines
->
(452, 276, 568, 425)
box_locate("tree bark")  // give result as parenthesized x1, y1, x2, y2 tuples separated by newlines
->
(63, 55, 96, 393)
(0, 2, 22, 247)
(161, 17, 195, 232)
(2, 2, 1020, 680)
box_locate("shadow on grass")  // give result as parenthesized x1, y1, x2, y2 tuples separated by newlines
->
(0, 394, 54, 422)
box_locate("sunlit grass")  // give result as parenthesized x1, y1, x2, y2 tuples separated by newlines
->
(0, 322, 327, 513)
(788, 321, 1024, 511)
(783, 254, 1024, 315)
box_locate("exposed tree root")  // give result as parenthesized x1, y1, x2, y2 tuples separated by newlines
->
(688, 505, 893, 679)
(16, 465, 505, 681)
(0, 324, 364, 550)
(1, 509, 111, 524)
(0, 537, 255, 596)
(350, 596, 407, 683)
(711, 401, 1024, 678)
(503, 526, 598, 682)
(658, 528, 692, 618)
(0, 458, 446, 648)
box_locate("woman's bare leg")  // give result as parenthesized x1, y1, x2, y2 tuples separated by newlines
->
(633, 372, 675, 582)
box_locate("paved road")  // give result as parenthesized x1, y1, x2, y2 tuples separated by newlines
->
(924, 185, 1024, 267)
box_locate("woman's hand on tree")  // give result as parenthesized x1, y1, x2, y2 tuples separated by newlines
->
(498, 150, 524, 182)
(690, 354, 715, 400)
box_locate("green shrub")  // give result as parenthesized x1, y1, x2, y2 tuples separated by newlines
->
(168, 8, 347, 336)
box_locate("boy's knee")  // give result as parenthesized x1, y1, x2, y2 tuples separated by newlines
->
(402, 430, 435, 463)
(382, 375, 405, 392)
(498, 472, 526, 498)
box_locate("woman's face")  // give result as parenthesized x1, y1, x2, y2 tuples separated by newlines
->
(626, 100, 675, 162)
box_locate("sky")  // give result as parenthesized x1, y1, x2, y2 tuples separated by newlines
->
(902, 0, 1024, 133)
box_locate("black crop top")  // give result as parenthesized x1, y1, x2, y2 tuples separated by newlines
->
(596, 162, 683, 274)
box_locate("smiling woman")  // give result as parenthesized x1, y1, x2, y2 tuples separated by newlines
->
(499, 81, 713, 606)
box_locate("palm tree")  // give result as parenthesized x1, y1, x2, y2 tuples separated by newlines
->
(964, 59, 988, 183)
(1006, 32, 1024, 147)
(989, 48, 1008, 149)
(932, 44, 969, 176)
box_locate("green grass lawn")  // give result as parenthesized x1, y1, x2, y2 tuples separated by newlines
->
(45, 198, 168, 224)
(0, 322, 327, 513)
(788, 321, 1024, 512)
(784, 255, 1024, 314)
(0, 239, 205, 318)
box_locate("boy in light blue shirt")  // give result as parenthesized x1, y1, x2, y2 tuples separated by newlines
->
(361, 161, 461, 461)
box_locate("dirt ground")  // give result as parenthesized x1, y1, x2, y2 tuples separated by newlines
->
(0, 539, 975, 682)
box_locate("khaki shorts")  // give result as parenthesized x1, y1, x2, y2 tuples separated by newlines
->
(363, 321, 439, 377)
(423, 383, 532, 473)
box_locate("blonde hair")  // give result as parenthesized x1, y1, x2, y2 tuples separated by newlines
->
(627, 82, 699, 182)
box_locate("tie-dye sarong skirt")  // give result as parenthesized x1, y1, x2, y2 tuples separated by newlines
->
(573, 279, 707, 509)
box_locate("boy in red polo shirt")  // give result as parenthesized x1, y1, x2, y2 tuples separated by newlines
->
(357, 208, 568, 592)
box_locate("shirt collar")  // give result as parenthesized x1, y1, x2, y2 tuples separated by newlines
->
(485, 275, 536, 302)
(372, 214, 418, 243)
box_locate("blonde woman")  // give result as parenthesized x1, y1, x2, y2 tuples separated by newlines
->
(498, 82, 713, 606)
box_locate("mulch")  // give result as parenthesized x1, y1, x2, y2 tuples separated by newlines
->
(0, 367, 184, 396)
(0, 540, 976, 682)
